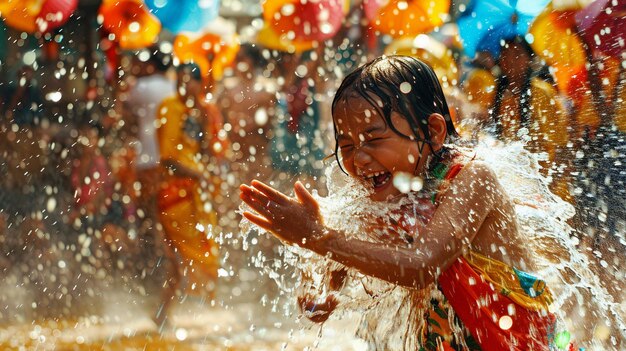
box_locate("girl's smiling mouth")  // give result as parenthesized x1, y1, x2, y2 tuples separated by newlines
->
(364, 171, 392, 190)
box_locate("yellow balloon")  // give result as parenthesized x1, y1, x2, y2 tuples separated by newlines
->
(385, 35, 459, 88)
(256, 24, 316, 53)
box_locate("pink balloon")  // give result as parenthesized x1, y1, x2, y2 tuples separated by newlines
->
(575, 0, 626, 57)
(362, 0, 386, 21)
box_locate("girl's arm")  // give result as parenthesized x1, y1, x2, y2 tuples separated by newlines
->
(240, 162, 501, 289)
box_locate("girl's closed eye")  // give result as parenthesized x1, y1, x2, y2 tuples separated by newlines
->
(366, 137, 387, 143)
(340, 137, 385, 152)
(339, 143, 354, 151)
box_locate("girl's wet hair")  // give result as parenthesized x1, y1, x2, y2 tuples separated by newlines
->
(331, 55, 458, 170)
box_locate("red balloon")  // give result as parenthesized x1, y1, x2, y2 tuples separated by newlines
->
(36, 0, 78, 33)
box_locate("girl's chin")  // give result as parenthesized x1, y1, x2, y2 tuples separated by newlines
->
(369, 181, 399, 201)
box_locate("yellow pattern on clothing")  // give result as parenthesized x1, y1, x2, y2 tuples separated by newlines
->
(465, 251, 554, 311)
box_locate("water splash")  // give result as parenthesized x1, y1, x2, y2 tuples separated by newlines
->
(240, 134, 626, 350)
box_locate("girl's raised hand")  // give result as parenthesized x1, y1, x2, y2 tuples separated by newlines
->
(239, 180, 324, 246)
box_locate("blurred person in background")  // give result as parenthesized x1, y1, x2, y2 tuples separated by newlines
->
(269, 50, 327, 188)
(218, 44, 277, 231)
(220, 44, 276, 184)
(123, 47, 177, 291)
(69, 125, 133, 287)
(154, 62, 227, 329)
(125, 46, 176, 225)
(491, 36, 572, 203)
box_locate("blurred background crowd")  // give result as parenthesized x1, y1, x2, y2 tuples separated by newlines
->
(0, 0, 624, 347)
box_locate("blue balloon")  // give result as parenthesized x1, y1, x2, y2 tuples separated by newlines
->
(457, 0, 550, 58)
(145, 0, 221, 33)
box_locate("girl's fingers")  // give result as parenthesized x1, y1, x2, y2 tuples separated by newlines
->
(242, 211, 274, 231)
(294, 181, 319, 211)
(240, 191, 276, 219)
(241, 184, 272, 203)
(251, 180, 290, 204)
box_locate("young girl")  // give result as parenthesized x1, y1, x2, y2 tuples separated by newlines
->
(240, 56, 557, 350)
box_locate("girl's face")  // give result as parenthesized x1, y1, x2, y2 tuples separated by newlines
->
(333, 95, 434, 202)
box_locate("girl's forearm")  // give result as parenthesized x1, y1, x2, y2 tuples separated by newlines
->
(308, 229, 447, 289)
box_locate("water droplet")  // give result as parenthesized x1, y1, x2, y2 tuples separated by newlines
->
(280, 3, 295, 16)
(498, 315, 513, 330)
(410, 177, 423, 192)
(393, 172, 412, 193)
(507, 304, 515, 316)
(128, 21, 140, 33)
(400, 82, 412, 94)
(46, 198, 57, 212)
(255, 108, 268, 126)
(175, 328, 188, 341)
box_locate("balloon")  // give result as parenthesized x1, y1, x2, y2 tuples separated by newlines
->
(371, 0, 450, 38)
(575, 0, 626, 57)
(1, 0, 43, 33)
(385, 34, 459, 87)
(0, 0, 77, 33)
(36, 0, 78, 33)
(457, 0, 550, 58)
(99, 0, 161, 50)
(173, 17, 240, 80)
(262, 0, 347, 43)
(256, 24, 317, 53)
(144, 0, 220, 34)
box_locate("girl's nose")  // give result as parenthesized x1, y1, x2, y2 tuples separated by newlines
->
(353, 147, 373, 169)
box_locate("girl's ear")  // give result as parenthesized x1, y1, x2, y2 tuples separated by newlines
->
(427, 113, 447, 152)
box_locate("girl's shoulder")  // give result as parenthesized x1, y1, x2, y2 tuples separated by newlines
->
(428, 146, 479, 181)
(429, 148, 501, 205)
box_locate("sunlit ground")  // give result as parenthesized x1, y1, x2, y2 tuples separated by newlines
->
(0, 296, 364, 350)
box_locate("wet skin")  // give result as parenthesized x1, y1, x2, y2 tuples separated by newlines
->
(240, 96, 535, 320)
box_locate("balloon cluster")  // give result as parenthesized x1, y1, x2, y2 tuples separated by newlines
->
(0, 0, 78, 34)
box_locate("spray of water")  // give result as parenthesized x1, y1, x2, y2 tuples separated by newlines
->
(240, 133, 625, 350)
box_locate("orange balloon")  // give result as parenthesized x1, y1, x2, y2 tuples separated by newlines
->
(256, 24, 317, 53)
(174, 29, 240, 81)
(99, 0, 161, 50)
(372, 0, 450, 38)
(1, 0, 43, 33)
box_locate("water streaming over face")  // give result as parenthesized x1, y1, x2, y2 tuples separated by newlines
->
(240, 134, 626, 350)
